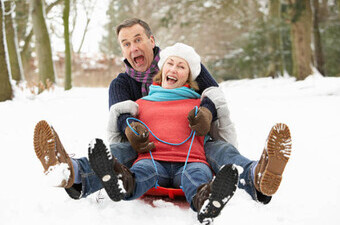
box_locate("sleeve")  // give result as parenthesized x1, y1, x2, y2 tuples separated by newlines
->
(201, 86, 238, 148)
(107, 74, 137, 138)
(200, 97, 217, 121)
(195, 64, 219, 95)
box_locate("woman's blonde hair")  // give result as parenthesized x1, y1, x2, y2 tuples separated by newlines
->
(153, 69, 199, 91)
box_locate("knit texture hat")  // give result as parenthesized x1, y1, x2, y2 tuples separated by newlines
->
(158, 43, 201, 80)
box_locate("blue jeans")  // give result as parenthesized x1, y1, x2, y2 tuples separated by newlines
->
(128, 159, 212, 210)
(66, 142, 136, 199)
(68, 140, 269, 203)
(67, 143, 212, 207)
(111, 141, 269, 202)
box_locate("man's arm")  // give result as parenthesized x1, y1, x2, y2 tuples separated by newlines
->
(195, 64, 219, 94)
(108, 74, 141, 139)
(194, 64, 238, 146)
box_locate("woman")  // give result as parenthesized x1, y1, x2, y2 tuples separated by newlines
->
(89, 43, 239, 224)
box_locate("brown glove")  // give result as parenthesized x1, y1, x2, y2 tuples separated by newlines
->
(187, 107, 213, 136)
(125, 121, 155, 153)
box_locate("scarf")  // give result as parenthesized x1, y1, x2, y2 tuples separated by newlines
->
(141, 85, 201, 102)
(124, 47, 160, 96)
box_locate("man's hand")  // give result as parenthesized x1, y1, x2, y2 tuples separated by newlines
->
(188, 107, 213, 136)
(125, 121, 155, 153)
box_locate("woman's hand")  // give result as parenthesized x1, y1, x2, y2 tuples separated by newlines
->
(125, 121, 155, 153)
(187, 107, 212, 136)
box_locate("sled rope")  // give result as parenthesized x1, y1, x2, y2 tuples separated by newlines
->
(126, 106, 198, 190)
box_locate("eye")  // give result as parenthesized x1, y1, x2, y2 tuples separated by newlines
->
(167, 62, 173, 66)
(123, 42, 130, 47)
(135, 38, 141, 43)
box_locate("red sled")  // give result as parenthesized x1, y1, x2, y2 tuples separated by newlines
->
(143, 186, 185, 199)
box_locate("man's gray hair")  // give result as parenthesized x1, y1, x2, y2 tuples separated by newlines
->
(116, 18, 153, 38)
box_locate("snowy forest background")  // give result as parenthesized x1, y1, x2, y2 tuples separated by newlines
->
(1, 0, 340, 101)
(1, 1, 340, 224)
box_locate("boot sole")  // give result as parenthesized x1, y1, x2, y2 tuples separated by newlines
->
(88, 139, 125, 202)
(260, 123, 292, 196)
(198, 164, 239, 224)
(33, 120, 74, 188)
(34, 120, 59, 172)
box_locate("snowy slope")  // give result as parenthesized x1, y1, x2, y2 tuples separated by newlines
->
(1, 74, 340, 225)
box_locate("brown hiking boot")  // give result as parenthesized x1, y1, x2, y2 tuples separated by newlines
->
(33, 120, 75, 188)
(88, 138, 135, 201)
(254, 123, 292, 196)
(193, 164, 239, 225)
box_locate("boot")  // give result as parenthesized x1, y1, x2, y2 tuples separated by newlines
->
(254, 123, 292, 196)
(193, 164, 239, 225)
(88, 138, 135, 201)
(33, 120, 75, 188)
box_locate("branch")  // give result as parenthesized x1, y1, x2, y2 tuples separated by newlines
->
(20, 0, 64, 54)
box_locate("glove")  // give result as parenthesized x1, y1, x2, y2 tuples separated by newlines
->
(125, 121, 155, 153)
(188, 107, 213, 136)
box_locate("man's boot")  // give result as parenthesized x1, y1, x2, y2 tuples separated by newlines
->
(33, 120, 75, 188)
(88, 138, 135, 201)
(193, 164, 239, 225)
(254, 123, 292, 196)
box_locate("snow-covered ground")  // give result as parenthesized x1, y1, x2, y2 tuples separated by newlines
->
(1, 74, 340, 225)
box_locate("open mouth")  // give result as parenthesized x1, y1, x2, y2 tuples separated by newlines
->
(166, 75, 178, 84)
(133, 55, 145, 66)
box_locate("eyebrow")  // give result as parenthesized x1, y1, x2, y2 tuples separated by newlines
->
(120, 33, 142, 44)
(168, 58, 186, 65)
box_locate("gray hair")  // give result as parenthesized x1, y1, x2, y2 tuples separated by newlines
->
(116, 18, 153, 38)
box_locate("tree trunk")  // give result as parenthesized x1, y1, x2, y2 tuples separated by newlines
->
(63, 0, 72, 90)
(266, 0, 284, 78)
(30, 0, 55, 88)
(312, 0, 325, 75)
(0, 0, 13, 102)
(338, 0, 340, 19)
(289, 0, 313, 80)
(4, 1, 23, 82)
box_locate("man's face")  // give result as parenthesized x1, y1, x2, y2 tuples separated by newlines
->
(118, 24, 155, 72)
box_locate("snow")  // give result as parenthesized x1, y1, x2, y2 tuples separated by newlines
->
(45, 163, 70, 187)
(1, 74, 340, 225)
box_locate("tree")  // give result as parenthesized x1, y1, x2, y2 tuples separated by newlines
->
(0, 0, 13, 102)
(99, 0, 133, 57)
(74, 0, 96, 53)
(63, 0, 71, 90)
(312, 0, 325, 75)
(266, 0, 284, 78)
(288, 0, 313, 80)
(30, 0, 56, 88)
(4, 0, 23, 82)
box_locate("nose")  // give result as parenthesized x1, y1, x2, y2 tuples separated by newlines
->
(169, 65, 177, 73)
(131, 43, 139, 52)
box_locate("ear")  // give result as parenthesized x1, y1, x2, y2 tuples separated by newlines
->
(150, 35, 156, 48)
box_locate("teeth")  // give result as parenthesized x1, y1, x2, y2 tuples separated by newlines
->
(167, 76, 177, 81)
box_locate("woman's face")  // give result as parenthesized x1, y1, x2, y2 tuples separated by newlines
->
(161, 56, 190, 89)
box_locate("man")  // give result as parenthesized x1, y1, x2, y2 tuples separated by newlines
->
(34, 18, 292, 206)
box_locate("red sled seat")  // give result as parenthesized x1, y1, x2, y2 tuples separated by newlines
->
(144, 186, 185, 199)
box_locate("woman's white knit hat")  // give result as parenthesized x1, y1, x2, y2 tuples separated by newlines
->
(158, 43, 201, 80)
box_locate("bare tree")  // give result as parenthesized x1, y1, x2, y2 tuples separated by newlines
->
(63, 0, 71, 90)
(30, 0, 56, 88)
(19, 0, 63, 80)
(288, 0, 313, 80)
(266, 0, 284, 78)
(0, 0, 13, 102)
(75, 0, 97, 53)
(4, 0, 23, 82)
(312, 0, 325, 75)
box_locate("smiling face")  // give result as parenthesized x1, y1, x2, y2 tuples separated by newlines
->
(161, 56, 190, 89)
(118, 24, 156, 72)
